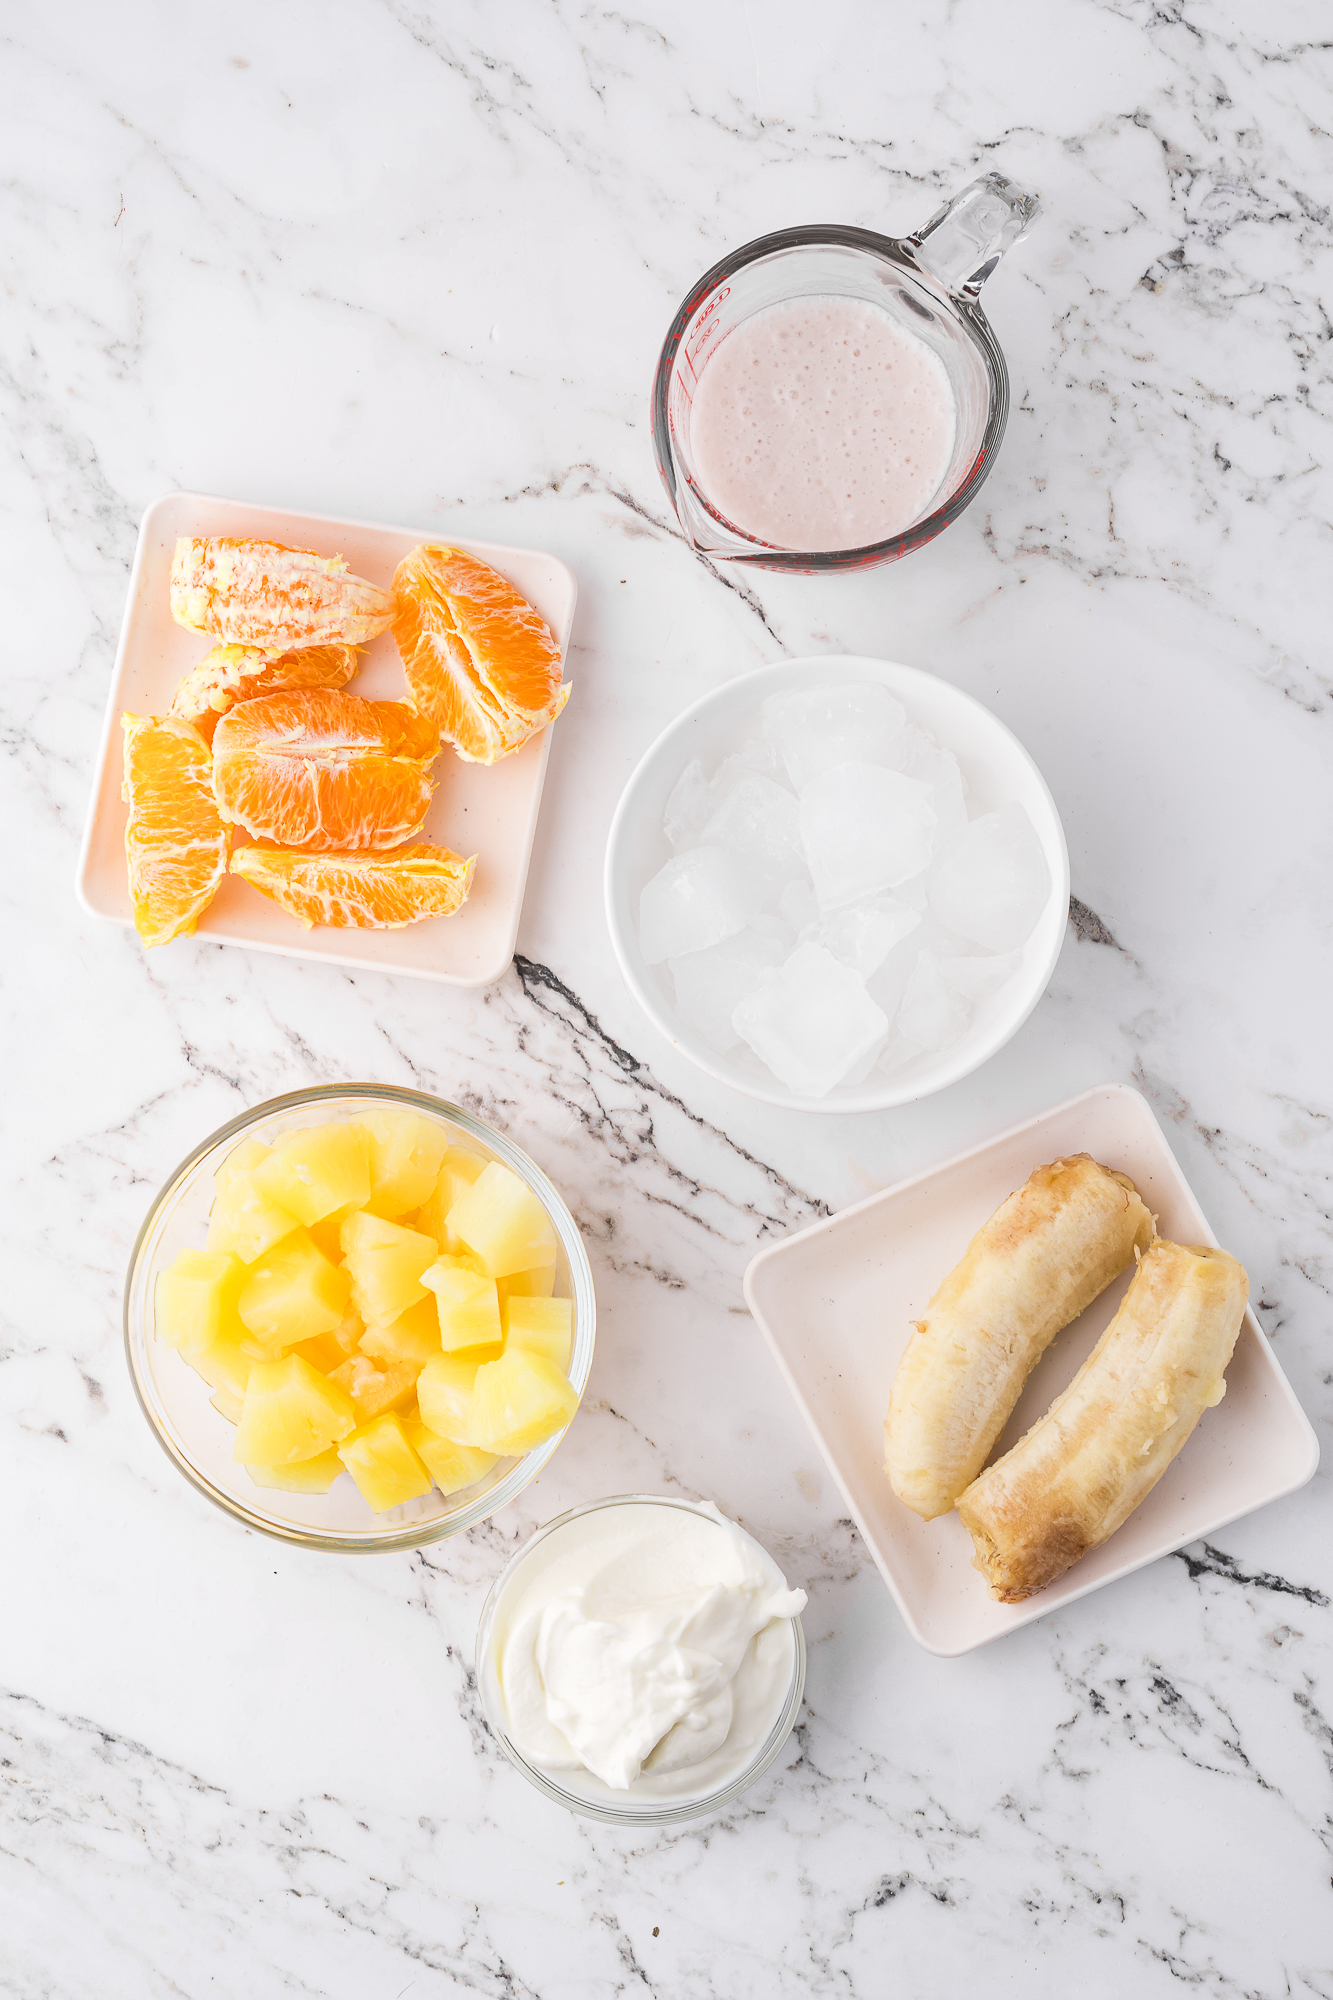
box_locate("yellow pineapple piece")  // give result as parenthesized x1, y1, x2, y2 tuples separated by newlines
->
(291, 1330, 350, 1373)
(207, 1164, 300, 1265)
(421, 1257, 502, 1353)
(496, 1263, 558, 1307)
(337, 1413, 432, 1512)
(411, 1145, 487, 1252)
(468, 1350, 578, 1455)
(232, 1353, 357, 1464)
(185, 1323, 253, 1405)
(446, 1162, 557, 1278)
(155, 1248, 245, 1359)
(246, 1448, 344, 1494)
(237, 1230, 352, 1353)
(330, 1306, 365, 1357)
(211, 1387, 245, 1424)
(359, 1295, 441, 1368)
(403, 1417, 497, 1495)
(503, 1295, 573, 1373)
(415, 1352, 481, 1444)
(306, 1211, 350, 1263)
(339, 1210, 437, 1326)
(358, 1107, 451, 1218)
(328, 1353, 420, 1420)
(215, 1136, 274, 1191)
(251, 1121, 371, 1227)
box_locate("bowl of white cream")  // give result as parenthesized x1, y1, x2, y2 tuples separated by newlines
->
(475, 1494, 807, 1824)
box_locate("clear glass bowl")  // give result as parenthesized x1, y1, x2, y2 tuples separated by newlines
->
(475, 1494, 807, 1826)
(124, 1084, 596, 1553)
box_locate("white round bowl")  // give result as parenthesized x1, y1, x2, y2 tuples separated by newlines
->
(604, 656, 1069, 1115)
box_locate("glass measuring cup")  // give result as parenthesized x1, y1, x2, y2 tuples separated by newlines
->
(651, 173, 1040, 573)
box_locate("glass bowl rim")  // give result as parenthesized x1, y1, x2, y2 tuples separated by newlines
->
(650, 221, 1009, 572)
(123, 1082, 597, 1554)
(474, 1491, 807, 1826)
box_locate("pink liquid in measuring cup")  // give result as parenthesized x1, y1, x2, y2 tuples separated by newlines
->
(689, 295, 957, 552)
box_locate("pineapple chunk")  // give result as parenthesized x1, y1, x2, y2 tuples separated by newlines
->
(306, 1210, 350, 1263)
(291, 1330, 350, 1373)
(246, 1448, 344, 1494)
(340, 1210, 437, 1326)
(330, 1306, 365, 1357)
(216, 1136, 273, 1189)
(359, 1295, 441, 1368)
(403, 1417, 497, 1496)
(446, 1162, 558, 1278)
(411, 1145, 487, 1252)
(186, 1323, 253, 1404)
(469, 1350, 578, 1455)
(329, 1353, 420, 1419)
(421, 1257, 503, 1353)
(237, 1231, 352, 1353)
(232, 1353, 357, 1464)
(496, 1263, 558, 1307)
(337, 1413, 432, 1512)
(207, 1149, 300, 1264)
(155, 1248, 245, 1358)
(503, 1295, 573, 1373)
(211, 1387, 244, 1424)
(416, 1352, 481, 1444)
(358, 1107, 451, 1217)
(251, 1121, 371, 1227)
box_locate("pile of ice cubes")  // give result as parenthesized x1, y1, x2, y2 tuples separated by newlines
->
(637, 681, 1052, 1098)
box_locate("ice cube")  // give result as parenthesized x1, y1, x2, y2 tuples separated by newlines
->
(700, 772, 804, 896)
(865, 934, 918, 1022)
(939, 950, 1022, 1001)
(891, 728, 968, 851)
(712, 738, 779, 791)
(799, 762, 937, 908)
(875, 1028, 925, 1075)
(817, 896, 921, 977)
(663, 760, 713, 850)
(639, 847, 760, 964)
(928, 803, 1052, 950)
(778, 877, 820, 931)
(670, 927, 788, 1052)
(897, 949, 972, 1051)
(732, 943, 889, 1097)
(763, 683, 907, 792)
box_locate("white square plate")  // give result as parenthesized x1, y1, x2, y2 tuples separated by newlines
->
(76, 492, 578, 985)
(744, 1083, 1318, 1655)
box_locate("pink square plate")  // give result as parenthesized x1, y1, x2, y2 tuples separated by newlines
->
(76, 492, 578, 986)
(743, 1083, 1318, 1655)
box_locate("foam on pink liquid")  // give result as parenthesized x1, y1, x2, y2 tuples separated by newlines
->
(689, 295, 957, 552)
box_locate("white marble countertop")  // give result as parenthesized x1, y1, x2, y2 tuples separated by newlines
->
(5, 3, 1332, 1993)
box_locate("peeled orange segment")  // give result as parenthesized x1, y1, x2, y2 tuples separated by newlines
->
(231, 843, 476, 929)
(170, 537, 395, 648)
(121, 713, 231, 947)
(170, 642, 359, 739)
(211, 690, 439, 850)
(391, 544, 569, 765)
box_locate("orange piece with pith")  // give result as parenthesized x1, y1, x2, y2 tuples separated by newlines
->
(211, 690, 440, 851)
(170, 642, 360, 741)
(121, 713, 232, 947)
(170, 538, 395, 648)
(391, 544, 569, 765)
(231, 843, 476, 928)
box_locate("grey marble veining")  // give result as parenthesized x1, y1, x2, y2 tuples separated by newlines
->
(2, 1, 1331, 1994)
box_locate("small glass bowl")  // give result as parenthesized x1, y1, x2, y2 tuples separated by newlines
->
(475, 1493, 807, 1826)
(124, 1084, 596, 1553)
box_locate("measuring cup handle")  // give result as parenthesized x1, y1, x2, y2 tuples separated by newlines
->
(907, 173, 1041, 298)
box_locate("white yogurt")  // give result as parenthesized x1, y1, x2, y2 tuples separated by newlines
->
(487, 1499, 807, 1803)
